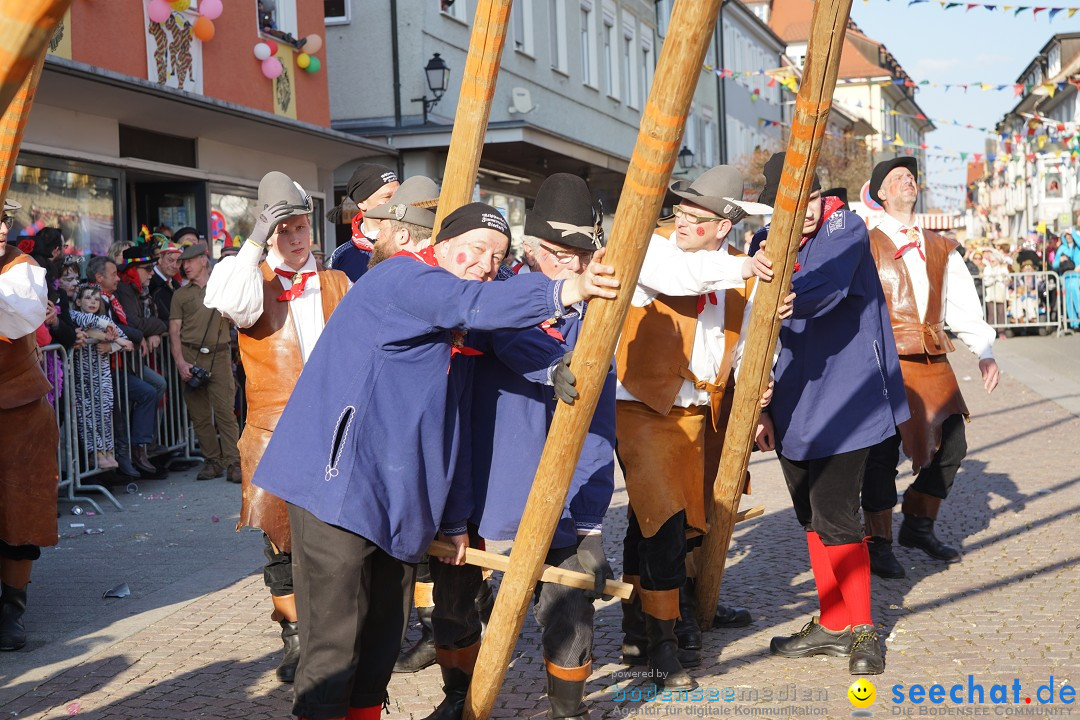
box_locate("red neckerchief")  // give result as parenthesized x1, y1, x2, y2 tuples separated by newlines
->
(697, 292, 717, 314)
(274, 267, 316, 301)
(393, 247, 484, 368)
(894, 227, 926, 261)
(794, 196, 846, 273)
(351, 213, 375, 252)
(102, 292, 128, 324)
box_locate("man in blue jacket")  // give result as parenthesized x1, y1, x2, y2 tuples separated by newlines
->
(424, 174, 615, 720)
(324, 163, 399, 281)
(253, 198, 619, 720)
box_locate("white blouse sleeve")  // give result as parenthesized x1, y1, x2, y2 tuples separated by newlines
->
(0, 261, 48, 338)
(944, 251, 996, 360)
(204, 241, 266, 329)
(637, 235, 748, 297)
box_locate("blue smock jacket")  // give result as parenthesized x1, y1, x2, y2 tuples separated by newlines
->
(758, 209, 910, 461)
(252, 254, 567, 563)
(325, 241, 371, 283)
(468, 309, 616, 550)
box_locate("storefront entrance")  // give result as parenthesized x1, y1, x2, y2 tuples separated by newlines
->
(131, 177, 207, 245)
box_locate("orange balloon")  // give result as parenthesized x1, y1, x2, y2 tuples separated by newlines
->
(193, 16, 215, 42)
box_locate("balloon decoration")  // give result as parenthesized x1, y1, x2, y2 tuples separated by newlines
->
(193, 15, 215, 41)
(253, 42, 272, 61)
(265, 39, 279, 55)
(169, 0, 190, 10)
(200, 0, 224, 20)
(305, 56, 321, 74)
(296, 53, 311, 69)
(304, 34, 323, 54)
(261, 57, 283, 80)
(147, 0, 171, 23)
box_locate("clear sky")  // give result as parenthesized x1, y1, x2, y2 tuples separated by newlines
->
(842, 0, 1076, 210)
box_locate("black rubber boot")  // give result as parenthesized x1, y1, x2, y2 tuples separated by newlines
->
(674, 581, 702, 668)
(276, 620, 300, 682)
(395, 605, 436, 673)
(545, 663, 590, 719)
(898, 516, 961, 562)
(423, 666, 470, 720)
(0, 584, 27, 652)
(865, 509, 906, 578)
(644, 615, 695, 690)
(620, 594, 648, 666)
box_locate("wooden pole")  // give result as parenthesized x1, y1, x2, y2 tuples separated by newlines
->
(693, 0, 854, 628)
(431, 0, 512, 237)
(463, 2, 726, 717)
(0, 0, 71, 118)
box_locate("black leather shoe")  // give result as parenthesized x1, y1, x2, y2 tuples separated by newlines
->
(899, 516, 961, 562)
(0, 584, 27, 652)
(276, 621, 299, 682)
(849, 624, 885, 675)
(769, 617, 852, 658)
(645, 615, 696, 690)
(713, 604, 753, 629)
(868, 538, 906, 579)
(395, 605, 436, 673)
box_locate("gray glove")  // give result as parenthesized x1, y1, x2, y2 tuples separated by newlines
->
(553, 350, 578, 405)
(248, 200, 296, 248)
(576, 533, 614, 601)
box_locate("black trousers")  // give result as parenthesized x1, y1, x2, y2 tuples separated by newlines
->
(0, 542, 40, 561)
(430, 532, 595, 668)
(262, 534, 293, 597)
(623, 510, 688, 594)
(288, 503, 415, 719)
(778, 447, 869, 546)
(862, 414, 968, 512)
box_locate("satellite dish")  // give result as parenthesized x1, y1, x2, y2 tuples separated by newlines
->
(508, 87, 538, 115)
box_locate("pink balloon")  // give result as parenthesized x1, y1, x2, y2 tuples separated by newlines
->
(304, 34, 322, 54)
(261, 57, 283, 80)
(200, 0, 223, 20)
(147, 0, 171, 23)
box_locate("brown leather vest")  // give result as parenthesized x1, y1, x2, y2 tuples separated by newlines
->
(616, 238, 753, 419)
(237, 263, 350, 431)
(869, 226, 957, 356)
(0, 249, 52, 410)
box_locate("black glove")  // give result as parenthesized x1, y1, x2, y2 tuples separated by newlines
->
(553, 350, 578, 405)
(248, 200, 296, 248)
(576, 533, 614, 601)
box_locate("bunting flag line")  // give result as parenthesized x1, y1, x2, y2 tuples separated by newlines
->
(868, 0, 1080, 22)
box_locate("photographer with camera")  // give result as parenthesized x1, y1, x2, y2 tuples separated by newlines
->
(169, 242, 241, 482)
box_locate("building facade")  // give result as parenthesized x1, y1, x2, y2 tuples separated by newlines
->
(11, 0, 391, 259)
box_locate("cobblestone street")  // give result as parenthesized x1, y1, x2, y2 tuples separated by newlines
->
(0, 346, 1076, 719)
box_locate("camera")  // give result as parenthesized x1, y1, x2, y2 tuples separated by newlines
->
(186, 365, 211, 390)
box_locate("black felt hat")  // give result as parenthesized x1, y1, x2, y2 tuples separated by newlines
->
(121, 245, 155, 269)
(869, 156, 918, 204)
(757, 152, 821, 207)
(327, 164, 400, 223)
(524, 173, 603, 251)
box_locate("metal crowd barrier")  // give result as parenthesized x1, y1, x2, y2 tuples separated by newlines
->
(981, 270, 1065, 336)
(39, 336, 209, 514)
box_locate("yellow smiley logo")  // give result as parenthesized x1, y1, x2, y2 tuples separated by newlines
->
(848, 679, 877, 708)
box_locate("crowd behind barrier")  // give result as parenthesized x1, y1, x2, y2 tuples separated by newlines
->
(981, 270, 1067, 336)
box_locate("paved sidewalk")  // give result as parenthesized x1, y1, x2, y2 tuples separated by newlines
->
(0, 349, 1076, 719)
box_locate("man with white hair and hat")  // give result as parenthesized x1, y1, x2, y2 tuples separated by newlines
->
(205, 171, 351, 683)
(615, 165, 777, 690)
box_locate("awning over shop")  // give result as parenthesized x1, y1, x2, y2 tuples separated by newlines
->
(915, 212, 965, 230)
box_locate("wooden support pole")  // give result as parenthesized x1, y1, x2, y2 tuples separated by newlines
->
(427, 541, 634, 601)
(692, 0, 854, 629)
(0, 0, 71, 118)
(431, 0, 512, 237)
(463, 2, 726, 717)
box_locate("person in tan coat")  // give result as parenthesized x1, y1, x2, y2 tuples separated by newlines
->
(205, 172, 350, 682)
(0, 199, 61, 651)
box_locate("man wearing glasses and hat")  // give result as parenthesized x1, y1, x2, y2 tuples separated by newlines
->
(206, 171, 351, 684)
(860, 157, 999, 580)
(325, 163, 399, 281)
(169, 242, 241, 483)
(422, 174, 616, 720)
(0, 198, 61, 652)
(614, 166, 776, 690)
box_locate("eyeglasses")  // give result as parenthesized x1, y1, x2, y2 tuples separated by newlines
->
(539, 242, 594, 265)
(0, 215, 12, 229)
(672, 206, 725, 225)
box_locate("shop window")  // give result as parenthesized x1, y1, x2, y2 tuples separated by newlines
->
(8, 162, 119, 260)
(324, 0, 349, 24)
(211, 188, 321, 258)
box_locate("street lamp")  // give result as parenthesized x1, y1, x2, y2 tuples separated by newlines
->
(673, 145, 695, 175)
(412, 53, 451, 124)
